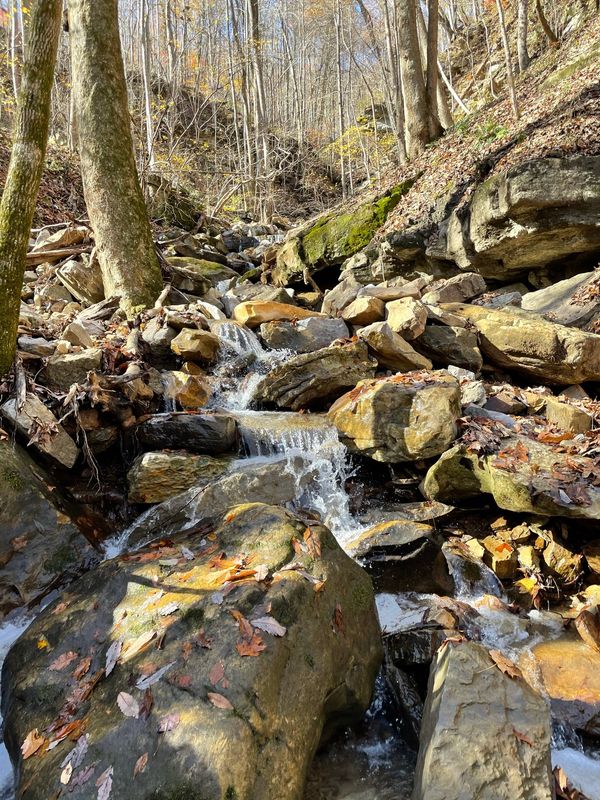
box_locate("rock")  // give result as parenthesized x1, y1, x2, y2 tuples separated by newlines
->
(128, 450, 232, 504)
(3, 504, 382, 800)
(357, 322, 432, 371)
(33, 224, 88, 252)
(416, 326, 483, 372)
(0, 441, 91, 616)
(43, 348, 103, 390)
(542, 395, 593, 434)
(167, 256, 238, 293)
(273, 182, 411, 285)
(170, 328, 220, 363)
(423, 432, 600, 520)
(520, 637, 600, 736)
(61, 320, 94, 348)
(413, 641, 554, 800)
(259, 317, 349, 354)
(0, 394, 80, 469)
(17, 335, 56, 357)
(321, 276, 363, 317)
(485, 388, 527, 416)
(141, 318, 178, 363)
(442, 156, 600, 279)
(444, 303, 600, 384)
(481, 535, 518, 580)
(34, 283, 73, 307)
(521, 271, 600, 328)
(385, 297, 428, 340)
(162, 369, 210, 409)
(256, 341, 377, 411)
(441, 540, 504, 598)
(346, 519, 434, 560)
(421, 273, 487, 305)
(134, 412, 237, 455)
(328, 372, 460, 463)
(56, 255, 104, 305)
(232, 300, 322, 329)
(358, 276, 430, 302)
(542, 535, 583, 584)
(583, 541, 600, 576)
(341, 296, 385, 325)
(222, 284, 294, 316)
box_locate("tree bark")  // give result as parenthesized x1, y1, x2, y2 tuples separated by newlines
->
(0, 0, 63, 377)
(517, 0, 530, 72)
(425, 0, 444, 138)
(396, 0, 430, 159)
(496, 0, 520, 122)
(535, 0, 560, 45)
(68, 0, 163, 315)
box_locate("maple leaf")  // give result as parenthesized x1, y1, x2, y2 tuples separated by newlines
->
(134, 752, 148, 777)
(208, 692, 233, 710)
(50, 651, 78, 671)
(489, 649, 522, 680)
(21, 729, 46, 759)
(236, 632, 266, 657)
(117, 691, 140, 718)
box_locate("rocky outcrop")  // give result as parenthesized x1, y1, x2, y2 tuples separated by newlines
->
(413, 641, 554, 800)
(256, 341, 377, 411)
(3, 504, 382, 800)
(328, 372, 461, 463)
(444, 303, 600, 383)
(521, 270, 600, 328)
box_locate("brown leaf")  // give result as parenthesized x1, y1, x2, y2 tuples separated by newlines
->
(158, 713, 180, 733)
(121, 630, 157, 663)
(208, 661, 225, 686)
(21, 729, 46, 759)
(138, 688, 154, 721)
(489, 649, 522, 680)
(236, 632, 267, 657)
(10, 535, 28, 552)
(230, 610, 254, 640)
(73, 657, 92, 681)
(303, 527, 322, 558)
(208, 692, 233, 710)
(50, 651, 78, 671)
(133, 752, 148, 777)
(513, 728, 534, 746)
(195, 629, 212, 649)
(332, 604, 345, 635)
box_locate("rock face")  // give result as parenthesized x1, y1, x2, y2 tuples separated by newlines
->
(413, 641, 554, 800)
(127, 451, 232, 504)
(259, 317, 349, 354)
(445, 303, 600, 384)
(232, 301, 322, 329)
(0, 441, 91, 617)
(328, 372, 460, 463)
(134, 412, 237, 454)
(256, 341, 377, 411)
(3, 504, 382, 800)
(441, 156, 600, 279)
(357, 322, 432, 371)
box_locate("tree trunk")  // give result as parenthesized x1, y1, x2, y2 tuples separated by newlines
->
(535, 0, 560, 45)
(0, 0, 63, 377)
(496, 0, 520, 122)
(396, 0, 430, 159)
(425, 0, 444, 138)
(68, 0, 163, 315)
(517, 0, 530, 72)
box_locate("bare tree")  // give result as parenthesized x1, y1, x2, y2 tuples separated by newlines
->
(517, 0, 530, 72)
(496, 0, 520, 122)
(396, 0, 430, 158)
(0, 0, 63, 377)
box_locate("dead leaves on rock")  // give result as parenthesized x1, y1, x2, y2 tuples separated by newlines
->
(207, 692, 233, 710)
(488, 649, 523, 680)
(21, 729, 46, 759)
(133, 752, 148, 777)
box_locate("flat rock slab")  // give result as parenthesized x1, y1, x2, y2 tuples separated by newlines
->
(3, 504, 382, 800)
(133, 412, 237, 454)
(413, 641, 554, 800)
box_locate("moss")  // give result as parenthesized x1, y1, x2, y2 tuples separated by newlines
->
(224, 787, 238, 799)
(350, 579, 373, 613)
(1, 465, 24, 492)
(544, 44, 600, 87)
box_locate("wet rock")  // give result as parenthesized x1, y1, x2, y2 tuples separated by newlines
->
(43, 348, 103, 390)
(421, 273, 487, 305)
(521, 637, 600, 736)
(441, 539, 504, 597)
(0, 394, 79, 469)
(232, 300, 322, 329)
(322, 276, 363, 317)
(256, 341, 377, 411)
(259, 317, 349, 354)
(141, 318, 178, 363)
(413, 641, 554, 800)
(346, 519, 434, 560)
(222, 284, 294, 316)
(162, 369, 210, 409)
(444, 303, 600, 384)
(357, 322, 432, 371)
(385, 297, 428, 340)
(17, 335, 56, 357)
(56, 255, 104, 305)
(416, 326, 483, 372)
(170, 328, 220, 363)
(3, 504, 382, 800)
(424, 434, 600, 521)
(542, 535, 583, 584)
(328, 372, 460, 463)
(127, 450, 232, 504)
(167, 256, 238, 293)
(0, 440, 92, 616)
(341, 296, 385, 325)
(521, 270, 600, 328)
(134, 412, 236, 454)
(384, 657, 424, 743)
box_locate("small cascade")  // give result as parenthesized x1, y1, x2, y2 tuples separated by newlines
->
(213, 319, 265, 359)
(235, 411, 365, 546)
(160, 371, 178, 413)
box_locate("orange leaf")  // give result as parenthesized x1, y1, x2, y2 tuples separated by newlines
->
(489, 649, 522, 680)
(236, 632, 266, 657)
(21, 729, 45, 759)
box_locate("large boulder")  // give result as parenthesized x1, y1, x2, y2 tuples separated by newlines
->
(170, 328, 220, 363)
(441, 156, 600, 279)
(259, 317, 349, 354)
(416, 325, 483, 372)
(3, 504, 382, 800)
(167, 256, 238, 294)
(521, 270, 600, 328)
(328, 372, 461, 463)
(133, 412, 237, 454)
(222, 284, 294, 316)
(423, 428, 600, 520)
(444, 303, 600, 384)
(255, 341, 377, 411)
(412, 641, 554, 800)
(232, 301, 323, 329)
(0, 441, 91, 617)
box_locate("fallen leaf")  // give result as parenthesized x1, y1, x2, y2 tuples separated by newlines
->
(61, 735, 88, 770)
(236, 632, 266, 657)
(74, 657, 92, 681)
(159, 602, 179, 617)
(133, 752, 148, 777)
(21, 729, 45, 759)
(303, 527, 322, 558)
(10, 535, 28, 551)
(60, 762, 73, 785)
(230, 610, 254, 640)
(252, 616, 287, 637)
(96, 766, 113, 800)
(121, 631, 157, 663)
(70, 764, 96, 789)
(513, 728, 534, 746)
(36, 635, 50, 650)
(158, 713, 180, 733)
(172, 674, 192, 688)
(135, 661, 176, 690)
(105, 640, 122, 676)
(208, 661, 225, 686)
(489, 649, 522, 680)
(50, 651, 78, 671)
(180, 546, 194, 561)
(196, 629, 212, 649)
(208, 692, 233, 710)
(332, 604, 345, 634)
(138, 688, 154, 720)
(117, 691, 140, 718)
